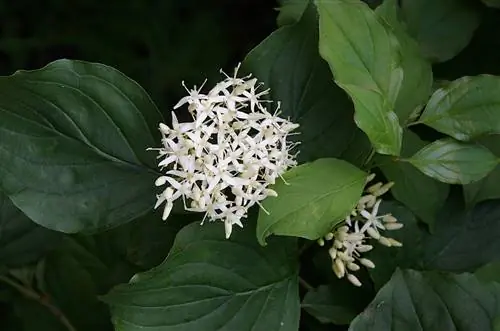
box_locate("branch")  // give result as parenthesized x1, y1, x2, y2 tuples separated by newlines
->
(0, 275, 77, 331)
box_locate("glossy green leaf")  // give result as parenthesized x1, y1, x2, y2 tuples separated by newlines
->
(244, 4, 359, 163)
(257, 158, 366, 245)
(316, 0, 403, 155)
(276, 0, 308, 26)
(375, 0, 433, 125)
(464, 136, 500, 206)
(420, 75, 500, 141)
(399, 0, 481, 62)
(0, 59, 162, 233)
(104, 222, 300, 331)
(350, 269, 500, 331)
(302, 284, 369, 325)
(407, 138, 499, 184)
(0, 192, 61, 268)
(376, 131, 448, 227)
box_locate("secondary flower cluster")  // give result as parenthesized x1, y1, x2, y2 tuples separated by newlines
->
(149, 64, 300, 238)
(318, 174, 403, 287)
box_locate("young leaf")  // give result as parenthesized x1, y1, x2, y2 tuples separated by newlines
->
(315, 0, 403, 156)
(376, 131, 448, 228)
(420, 75, 500, 141)
(256, 158, 366, 245)
(104, 222, 300, 331)
(398, 0, 481, 62)
(350, 269, 500, 331)
(276, 0, 308, 26)
(0, 192, 61, 268)
(244, 3, 359, 163)
(0, 59, 163, 233)
(375, 0, 433, 125)
(407, 138, 499, 184)
(464, 135, 500, 206)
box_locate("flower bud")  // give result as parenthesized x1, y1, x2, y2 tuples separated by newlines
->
(388, 238, 403, 247)
(328, 247, 337, 260)
(357, 244, 373, 253)
(333, 258, 345, 278)
(337, 251, 355, 263)
(317, 238, 325, 247)
(367, 182, 383, 194)
(347, 273, 362, 287)
(378, 236, 392, 247)
(324, 232, 334, 241)
(347, 262, 360, 271)
(385, 223, 404, 230)
(366, 227, 381, 240)
(374, 182, 394, 197)
(359, 258, 375, 269)
(383, 214, 398, 223)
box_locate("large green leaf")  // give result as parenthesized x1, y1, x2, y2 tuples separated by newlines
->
(482, 0, 500, 8)
(0, 192, 61, 268)
(350, 269, 500, 331)
(464, 136, 500, 206)
(244, 4, 359, 163)
(316, 0, 403, 155)
(0, 59, 162, 233)
(104, 221, 300, 331)
(399, 0, 481, 62)
(257, 158, 366, 245)
(407, 138, 499, 184)
(375, 0, 433, 125)
(420, 75, 500, 141)
(376, 131, 449, 227)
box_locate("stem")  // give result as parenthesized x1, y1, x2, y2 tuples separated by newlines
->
(299, 277, 314, 291)
(0, 275, 77, 331)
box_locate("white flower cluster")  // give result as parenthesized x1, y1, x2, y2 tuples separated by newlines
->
(318, 174, 403, 287)
(149, 64, 300, 238)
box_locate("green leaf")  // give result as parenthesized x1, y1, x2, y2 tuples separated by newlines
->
(407, 138, 499, 184)
(276, 0, 308, 26)
(475, 262, 500, 283)
(399, 0, 481, 62)
(104, 221, 300, 331)
(257, 158, 366, 245)
(12, 297, 66, 331)
(375, 0, 433, 125)
(302, 284, 370, 325)
(376, 131, 449, 227)
(0, 59, 162, 233)
(420, 75, 500, 141)
(421, 199, 500, 272)
(0, 192, 61, 268)
(350, 269, 500, 331)
(244, 4, 359, 163)
(316, 0, 403, 155)
(464, 135, 500, 206)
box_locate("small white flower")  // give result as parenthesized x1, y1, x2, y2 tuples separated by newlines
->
(321, 174, 403, 286)
(148, 64, 300, 238)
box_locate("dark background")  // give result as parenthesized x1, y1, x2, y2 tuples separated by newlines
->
(0, 0, 277, 112)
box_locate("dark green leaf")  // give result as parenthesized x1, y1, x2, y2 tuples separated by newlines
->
(316, 0, 403, 155)
(375, 0, 433, 125)
(0, 192, 61, 268)
(350, 269, 500, 331)
(257, 158, 366, 245)
(422, 199, 500, 272)
(12, 297, 66, 331)
(399, 0, 481, 62)
(244, 4, 359, 163)
(376, 131, 449, 227)
(464, 136, 500, 206)
(104, 221, 300, 331)
(0, 59, 162, 233)
(276, 0, 308, 26)
(339, 129, 373, 169)
(302, 284, 370, 325)
(407, 138, 499, 184)
(420, 75, 500, 141)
